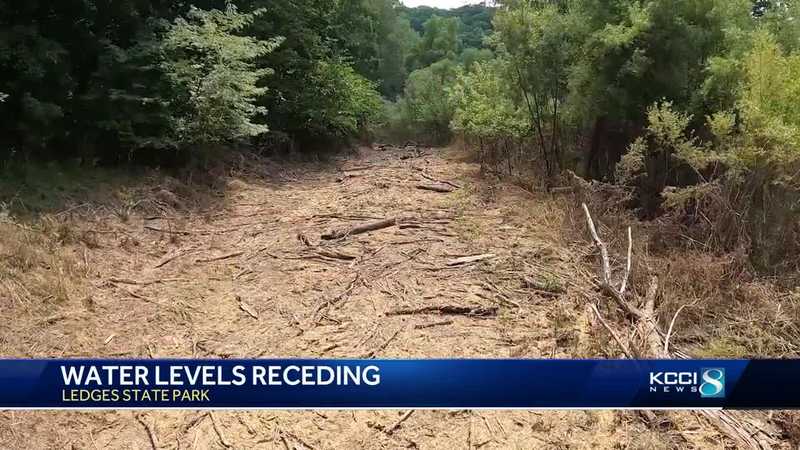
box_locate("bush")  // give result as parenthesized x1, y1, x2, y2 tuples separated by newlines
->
(381, 59, 461, 145)
(161, 5, 282, 146)
(620, 33, 800, 270)
(298, 60, 383, 147)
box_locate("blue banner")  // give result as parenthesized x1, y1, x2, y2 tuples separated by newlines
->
(0, 359, 798, 409)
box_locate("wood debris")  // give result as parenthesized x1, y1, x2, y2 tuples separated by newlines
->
(413, 320, 453, 329)
(196, 251, 244, 263)
(321, 218, 398, 240)
(446, 253, 495, 266)
(385, 410, 415, 435)
(416, 183, 454, 193)
(386, 305, 498, 317)
(236, 295, 258, 319)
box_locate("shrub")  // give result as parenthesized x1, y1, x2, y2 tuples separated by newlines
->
(161, 5, 283, 146)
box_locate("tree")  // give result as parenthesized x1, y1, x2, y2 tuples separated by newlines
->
(493, 1, 580, 175)
(402, 4, 495, 50)
(409, 15, 462, 70)
(161, 5, 282, 145)
(397, 59, 461, 143)
(0, 0, 181, 160)
(236, 0, 384, 149)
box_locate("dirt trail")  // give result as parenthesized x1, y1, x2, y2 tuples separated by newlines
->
(0, 146, 727, 448)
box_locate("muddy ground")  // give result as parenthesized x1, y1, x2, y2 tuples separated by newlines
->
(0, 146, 785, 448)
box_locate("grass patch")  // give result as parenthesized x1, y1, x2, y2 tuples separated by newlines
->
(0, 161, 144, 217)
(694, 337, 750, 358)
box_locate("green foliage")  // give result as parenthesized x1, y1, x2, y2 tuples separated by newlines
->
(409, 15, 462, 70)
(736, 31, 800, 167)
(336, 0, 418, 98)
(383, 59, 461, 144)
(0, 0, 178, 159)
(239, 0, 385, 148)
(301, 60, 383, 143)
(618, 101, 712, 183)
(459, 47, 494, 71)
(402, 4, 494, 49)
(450, 58, 527, 139)
(161, 5, 282, 145)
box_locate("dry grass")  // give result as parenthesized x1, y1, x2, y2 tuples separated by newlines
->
(0, 220, 84, 305)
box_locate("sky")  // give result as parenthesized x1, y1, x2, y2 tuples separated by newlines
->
(401, 0, 485, 9)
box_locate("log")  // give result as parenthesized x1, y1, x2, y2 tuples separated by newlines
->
(321, 218, 398, 240)
(416, 183, 454, 193)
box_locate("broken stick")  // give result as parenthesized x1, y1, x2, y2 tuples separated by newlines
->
(386, 305, 498, 317)
(321, 218, 398, 240)
(195, 251, 244, 263)
(136, 414, 159, 450)
(385, 410, 415, 435)
(446, 253, 495, 266)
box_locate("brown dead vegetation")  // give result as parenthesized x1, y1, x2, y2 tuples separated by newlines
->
(0, 145, 797, 448)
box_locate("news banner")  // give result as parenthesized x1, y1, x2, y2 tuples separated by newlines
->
(0, 359, 798, 409)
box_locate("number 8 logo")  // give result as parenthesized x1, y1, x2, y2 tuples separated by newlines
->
(700, 368, 725, 398)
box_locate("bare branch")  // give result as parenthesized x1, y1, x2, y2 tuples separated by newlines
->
(638, 276, 664, 357)
(581, 203, 611, 285)
(663, 303, 690, 355)
(582, 203, 644, 319)
(590, 303, 633, 358)
(619, 227, 632, 295)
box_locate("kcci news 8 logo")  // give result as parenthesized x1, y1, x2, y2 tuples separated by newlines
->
(700, 368, 725, 398)
(649, 367, 725, 397)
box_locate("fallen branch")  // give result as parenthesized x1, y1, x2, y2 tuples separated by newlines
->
(385, 410, 415, 435)
(316, 249, 356, 260)
(413, 320, 453, 329)
(411, 166, 462, 189)
(109, 277, 186, 286)
(136, 414, 159, 450)
(620, 227, 633, 295)
(154, 249, 193, 268)
(386, 305, 497, 317)
(361, 328, 401, 358)
(313, 275, 361, 322)
(446, 253, 495, 267)
(236, 295, 258, 319)
(322, 218, 398, 240)
(637, 276, 663, 357)
(664, 303, 691, 355)
(195, 251, 244, 263)
(416, 183, 454, 193)
(209, 412, 232, 448)
(590, 304, 633, 359)
(144, 224, 192, 235)
(582, 204, 642, 318)
(580, 203, 778, 447)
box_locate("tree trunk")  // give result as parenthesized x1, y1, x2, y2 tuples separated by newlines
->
(586, 116, 607, 180)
